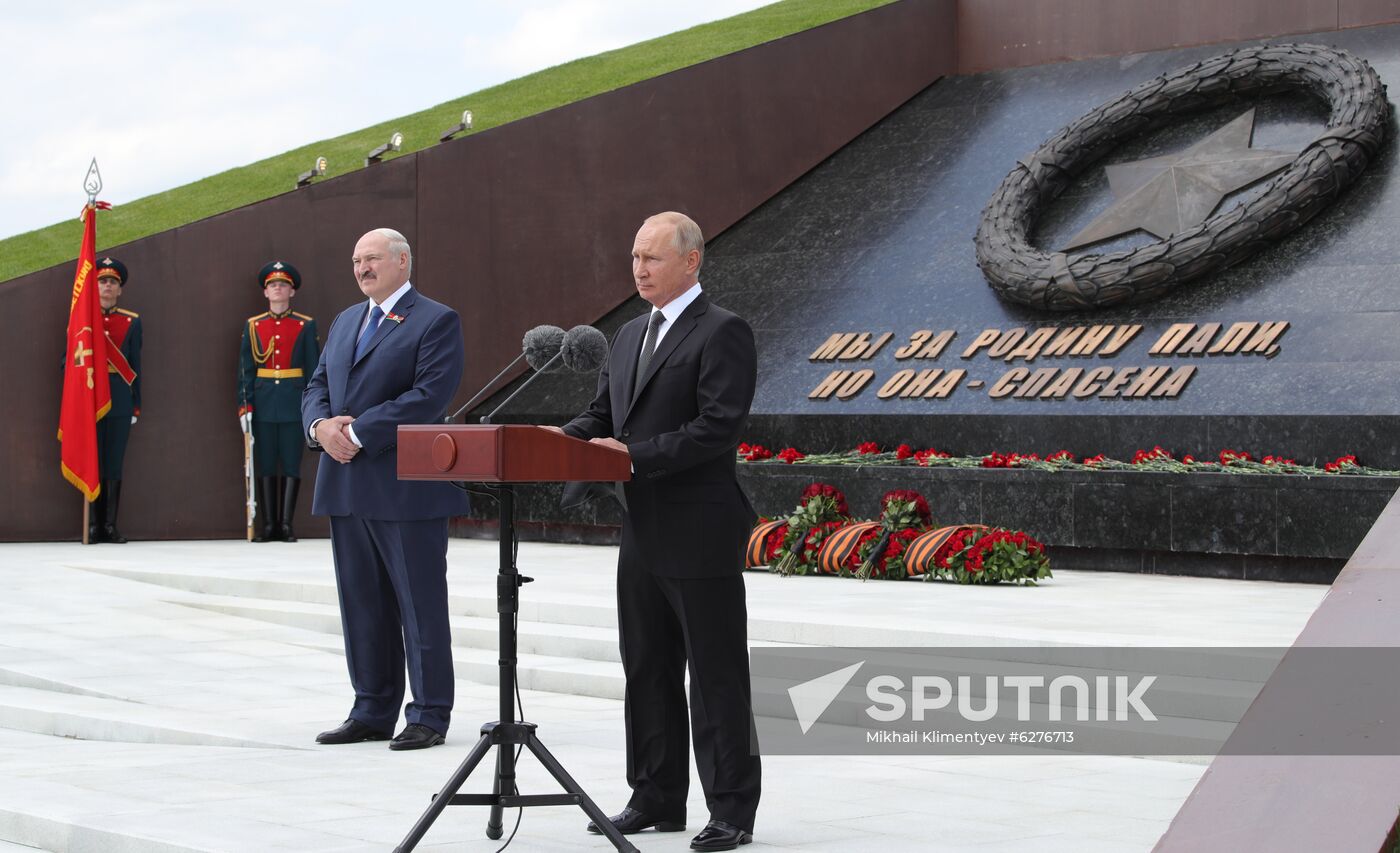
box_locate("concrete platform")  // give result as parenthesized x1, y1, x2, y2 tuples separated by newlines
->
(0, 540, 1325, 852)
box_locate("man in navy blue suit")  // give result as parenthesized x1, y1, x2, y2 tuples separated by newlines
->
(302, 227, 470, 751)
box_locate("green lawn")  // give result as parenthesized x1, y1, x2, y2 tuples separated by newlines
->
(2, 0, 894, 283)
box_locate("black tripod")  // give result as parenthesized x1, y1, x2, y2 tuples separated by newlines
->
(394, 485, 638, 852)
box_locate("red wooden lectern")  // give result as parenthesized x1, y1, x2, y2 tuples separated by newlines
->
(394, 425, 634, 853)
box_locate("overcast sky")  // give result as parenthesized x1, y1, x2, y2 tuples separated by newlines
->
(2, 0, 773, 240)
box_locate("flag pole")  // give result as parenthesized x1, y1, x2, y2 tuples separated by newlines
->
(81, 159, 102, 544)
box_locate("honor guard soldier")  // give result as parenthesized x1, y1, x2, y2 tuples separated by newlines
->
(240, 261, 320, 541)
(92, 257, 142, 543)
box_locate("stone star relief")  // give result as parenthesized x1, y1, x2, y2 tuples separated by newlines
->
(1062, 108, 1295, 251)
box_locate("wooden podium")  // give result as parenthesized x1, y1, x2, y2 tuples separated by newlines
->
(398, 423, 632, 483)
(393, 425, 636, 853)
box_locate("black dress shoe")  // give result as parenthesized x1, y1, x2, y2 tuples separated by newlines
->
(389, 723, 445, 750)
(315, 719, 391, 744)
(690, 820, 752, 851)
(586, 806, 685, 835)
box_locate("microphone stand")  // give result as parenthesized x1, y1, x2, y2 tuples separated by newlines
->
(393, 418, 638, 853)
(478, 349, 564, 424)
(445, 351, 526, 423)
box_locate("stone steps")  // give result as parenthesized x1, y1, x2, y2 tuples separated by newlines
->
(0, 538, 1326, 852)
(74, 563, 1118, 648)
(39, 562, 1297, 757)
(0, 684, 300, 750)
(173, 596, 625, 665)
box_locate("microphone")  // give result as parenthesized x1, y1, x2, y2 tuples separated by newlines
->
(560, 325, 608, 372)
(478, 325, 610, 424)
(523, 324, 566, 372)
(445, 324, 565, 423)
(478, 349, 563, 424)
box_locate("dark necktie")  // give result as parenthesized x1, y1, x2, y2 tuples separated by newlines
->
(634, 310, 666, 396)
(355, 305, 384, 361)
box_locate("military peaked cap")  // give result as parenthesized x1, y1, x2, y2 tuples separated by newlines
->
(95, 257, 128, 285)
(258, 260, 301, 290)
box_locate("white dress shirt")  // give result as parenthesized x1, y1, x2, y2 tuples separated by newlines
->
(311, 280, 415, 448)
(644, 281, 703, 360)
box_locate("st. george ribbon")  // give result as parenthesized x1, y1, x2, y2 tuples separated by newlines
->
(446, 324, 609, 424)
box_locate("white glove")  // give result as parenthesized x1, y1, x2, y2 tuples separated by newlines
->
(131, 415, 138, 426)
(239, 411, 252, 433)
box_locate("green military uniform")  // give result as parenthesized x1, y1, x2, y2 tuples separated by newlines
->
(239, 260, 319, 541)
(92, 257, 141, 544)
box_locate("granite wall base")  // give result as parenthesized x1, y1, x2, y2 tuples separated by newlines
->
(453, 465, 1398, 585)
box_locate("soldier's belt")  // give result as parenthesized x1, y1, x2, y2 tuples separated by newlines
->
(256, 368, 304, 379)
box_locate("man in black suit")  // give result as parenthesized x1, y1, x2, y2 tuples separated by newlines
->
(559, 211, 761, 851)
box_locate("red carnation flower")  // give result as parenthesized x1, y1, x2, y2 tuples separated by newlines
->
(1325, 454, 1359, 473)
(914, 448, 950, 466)
(777, 447, 805, 464)
(741, 444, 772, 461)
(856, 442, 881, 455)
(1132, 446, 1173, 464)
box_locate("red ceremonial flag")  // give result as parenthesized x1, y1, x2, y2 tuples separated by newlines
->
(58, 203, 112, 500)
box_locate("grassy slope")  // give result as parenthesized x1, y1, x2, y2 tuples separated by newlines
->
(2, 0, 894, 282)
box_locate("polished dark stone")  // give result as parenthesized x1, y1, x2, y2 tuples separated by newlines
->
(714, 25, 1400, 444)
(1168, 484, 1277, 555)
(733, 465, 1398, 567)
(1055, 546, 1343, 584)
(980, 478, 1074, 543)
(452, 462, 1393, 581)
(1071, 482, 1174, 551)
(459, 24, 1400, 572)
(1277, 487, 1393, 559)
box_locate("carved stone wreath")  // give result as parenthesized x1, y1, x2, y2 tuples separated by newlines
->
(974, 44, 1388, 311)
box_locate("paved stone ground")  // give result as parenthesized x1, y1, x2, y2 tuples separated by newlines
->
(0, 540, 1325, 852)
